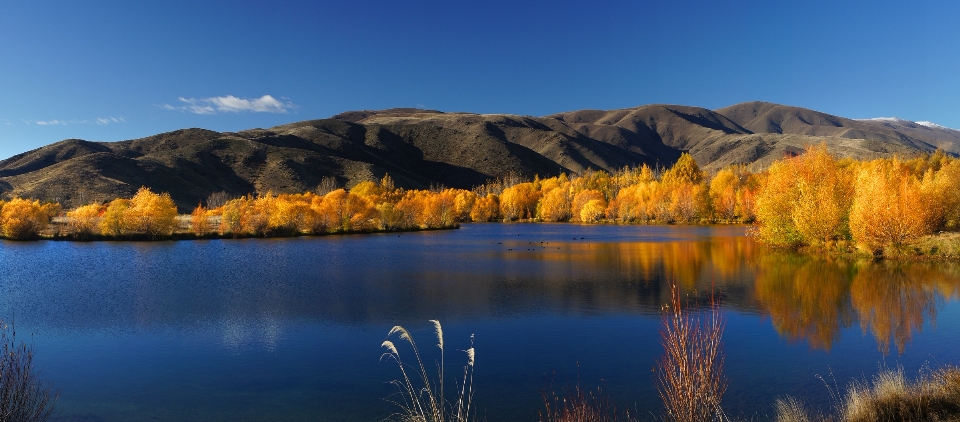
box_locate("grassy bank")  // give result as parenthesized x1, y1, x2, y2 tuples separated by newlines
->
(777, 366, 960, 421)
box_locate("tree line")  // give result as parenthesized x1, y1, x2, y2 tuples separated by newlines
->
(0, 147, 956, 250)
(753, 145, 960, 253)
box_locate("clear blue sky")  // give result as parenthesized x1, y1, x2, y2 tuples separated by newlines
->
(1, 0, 957, 159)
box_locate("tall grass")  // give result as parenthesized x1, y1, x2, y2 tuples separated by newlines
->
(380, 320, 475, 422)
(655, 283, 726, 422)
(776, 366, 960, 421)
(0, 322, 58, 422)
(539, 382, 635, 422)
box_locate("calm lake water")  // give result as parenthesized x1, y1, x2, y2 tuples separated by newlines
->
(2, 224, 960, 421)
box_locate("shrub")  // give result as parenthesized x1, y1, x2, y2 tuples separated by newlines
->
(655, 283, 726, 422)
(0, 198, 49, 240)
(0, 321, 58, 422)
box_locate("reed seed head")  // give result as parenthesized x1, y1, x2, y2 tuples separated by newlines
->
(465, 347, 475, 367)
(430, 320, 444, 350)
(388, 325, 413, 343)
(382, 340, 398, 356)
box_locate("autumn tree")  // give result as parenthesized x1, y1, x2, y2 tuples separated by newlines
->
(99, 199, 130, 236)
(661, 153, 705, 186)
(499, 182, 540, 221)
(190, 204, 210, 235)
(219, 198, 246, 236)
(849, 159, 929, 251)
(271, 193, 312, 234)
(571, 189, 604, 222)
(920, 157, 960, 231)
(753, 146, 852, 246)
(67, 203, 103, 239)
(579, 198, 607, 223)
(538, 184, 572, 222)
(469, 194, 500, 222)
(124, 187, 178, 237)
(0, 198, 50, 239)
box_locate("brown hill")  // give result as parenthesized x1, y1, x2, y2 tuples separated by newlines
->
(1, 102, 957, 211)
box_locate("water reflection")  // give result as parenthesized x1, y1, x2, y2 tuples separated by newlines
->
(1, 225, 959, 355)
(3, 226, 960, 421)
(754, 253, 960, 353)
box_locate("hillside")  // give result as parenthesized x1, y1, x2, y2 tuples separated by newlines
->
(1, 102, 958, 211)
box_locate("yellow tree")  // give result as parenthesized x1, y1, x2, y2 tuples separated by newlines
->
(790, 146, 853, 245)
(920, 157, 960, 231)
(240, 194, 274, 236)
(499, 182, 540, 221)
(571, 189, 604, 222)
(219, 198, 247, 236)
(538, 184, 572, 222)
(452, 190, 477, 222)
(125, 187, 178, 237)
(271, 193, 312, 234)
(710, 167, 740, 221)
(100, 198, 131, 236)
(190, 204, 210, 235)
(849, 160, 929, 251)
(469, 194, 500, 222)
(0, 198, 50, 239)
(579, 198, 607, 223)
(661, 153, 705, 186)
(67, 203, 103, 239)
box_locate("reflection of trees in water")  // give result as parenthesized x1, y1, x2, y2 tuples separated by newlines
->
(851, 262, 944, 354)
(754, 254, 854, 350)
(753, 254, 960, 354)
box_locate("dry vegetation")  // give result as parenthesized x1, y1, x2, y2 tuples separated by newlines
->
(380, 320, 475, 422)
(0, 322, 57, 422)
(655, 284, 727, 422)
(776, 366, 960, 422)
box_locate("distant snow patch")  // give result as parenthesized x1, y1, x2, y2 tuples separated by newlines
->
(856, 117, 957, 131)
(916, 121, 955, 131)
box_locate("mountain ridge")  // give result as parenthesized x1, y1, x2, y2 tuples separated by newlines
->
(2, 101, 958, 211)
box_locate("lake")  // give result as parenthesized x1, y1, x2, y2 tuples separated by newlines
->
(1, 223, 960, 421)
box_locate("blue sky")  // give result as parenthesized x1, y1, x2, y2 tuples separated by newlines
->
(1, 0, 958, 159)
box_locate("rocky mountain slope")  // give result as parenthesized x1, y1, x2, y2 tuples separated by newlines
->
(1, 102, 957, 210)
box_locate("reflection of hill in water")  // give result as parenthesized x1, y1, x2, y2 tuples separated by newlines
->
(2, 225, 959, 354)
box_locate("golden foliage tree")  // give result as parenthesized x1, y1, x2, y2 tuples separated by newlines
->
(571, 189, 604, 222)
(753, 146, 852, 246)
(67, 203, 103, 239)
(538, 184, 572, 222)
(190, 204, 210, 235)
(849, 160, 929, 251)
(0, 198, 50, 240)
(99, 198, 130, 236)
(499, 182, 540, 221)
(469, 194, 500, 222)
(124, 187, 178, 237)
(579, 198, 607, 223)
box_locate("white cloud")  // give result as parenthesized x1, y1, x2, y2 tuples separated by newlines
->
(95, 117, 125, 125)
(23, 117, 125, 126)
(35, 120, 67, 125)
(160, 95, 296, 115)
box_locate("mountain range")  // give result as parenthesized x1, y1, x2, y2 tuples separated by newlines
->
(2, 101, 958, 211)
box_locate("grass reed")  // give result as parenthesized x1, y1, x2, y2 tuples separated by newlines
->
(655, 283, 727, 422)
(776, 366, 960, 421)
(0, 321, 58, 422)
(539, 382, 635, 422)
(380, 320, 475, 422)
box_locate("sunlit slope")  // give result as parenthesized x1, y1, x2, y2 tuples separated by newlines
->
(717, 101, 960, 155)
(1, 102, 957, 210)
